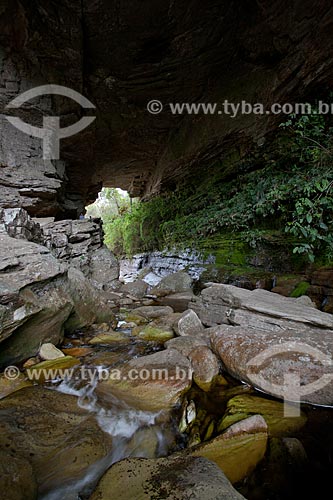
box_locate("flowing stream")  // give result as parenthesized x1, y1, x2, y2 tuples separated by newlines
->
(24, 318, 333, 500)
(39, 324, 180, 500)
(41, 383, 168, 500)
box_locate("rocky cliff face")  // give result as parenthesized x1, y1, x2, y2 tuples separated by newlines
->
(0, 208, 119, 285)
(1, 0, 333, 217)
(0, 208, 119, 366)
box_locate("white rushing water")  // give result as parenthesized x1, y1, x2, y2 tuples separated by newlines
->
(40, 373, 172, 500)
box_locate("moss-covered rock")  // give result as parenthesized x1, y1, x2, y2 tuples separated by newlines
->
(88, 331, 131, 345)
(190, 415, 268, 483)
(25, 356, 80, 383)
(131, 324, 174, 342)
(123, 313, 149, 325)
(217, 395, 307, 437)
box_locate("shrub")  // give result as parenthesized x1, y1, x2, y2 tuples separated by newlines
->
(101, 106, 333, 263)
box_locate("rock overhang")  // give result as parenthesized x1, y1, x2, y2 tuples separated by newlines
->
(0, 0, 333, 217)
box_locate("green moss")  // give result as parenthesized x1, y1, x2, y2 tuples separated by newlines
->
(290, 281, 311, 298)
(131, 325, 174, 342)
(199, 236, 250, 268)
(102, 112, 333, 267)
(25, 356, 80, 383)
(217, 395, 307, 437)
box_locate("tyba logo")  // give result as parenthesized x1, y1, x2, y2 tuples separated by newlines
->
(5, 84, 96, 160)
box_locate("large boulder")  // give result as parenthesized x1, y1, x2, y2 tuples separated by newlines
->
(0, 386, 113, 496)
(40, 217, 120, 290)
(64, 267, 115, 332)
(188, 284, 333, 405)
(0, 208, 42, 243)
(42, 218, 103, 261)
(89, 246, 120, 291)
(190, 284, 333, 328)
(211, 323, 333, 405)
(0, 232, 73, 367)
(151, 271, 193, 296)
(176, 309, 204, 336)
(0, 211, 120, 295)
(165, 336, 209, 357)
(0, 231, 116, 366)
(165, 336, 219, 391)
(131, 305, 174, 320)
(189, 345, 220, 392)
(190, 415, 268, 484)
(120, 279, 148, 298)
(156, 292, 196, 313)
(90, 456, 246, 500)
(96, 349, 192, 412)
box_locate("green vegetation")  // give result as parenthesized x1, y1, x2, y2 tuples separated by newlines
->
(280, 112, 333, 262)
(290, 281, 311, 298)
(94, 108, 333, 264)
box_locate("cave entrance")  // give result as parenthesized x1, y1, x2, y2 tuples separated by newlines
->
(85, 187, 133, 253)
(85, 188, 131, 220)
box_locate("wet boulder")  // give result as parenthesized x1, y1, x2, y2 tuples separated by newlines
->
(90, 455, 246, 500)
(0, 386, 113, 496)
(96, 348, 192, 412)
